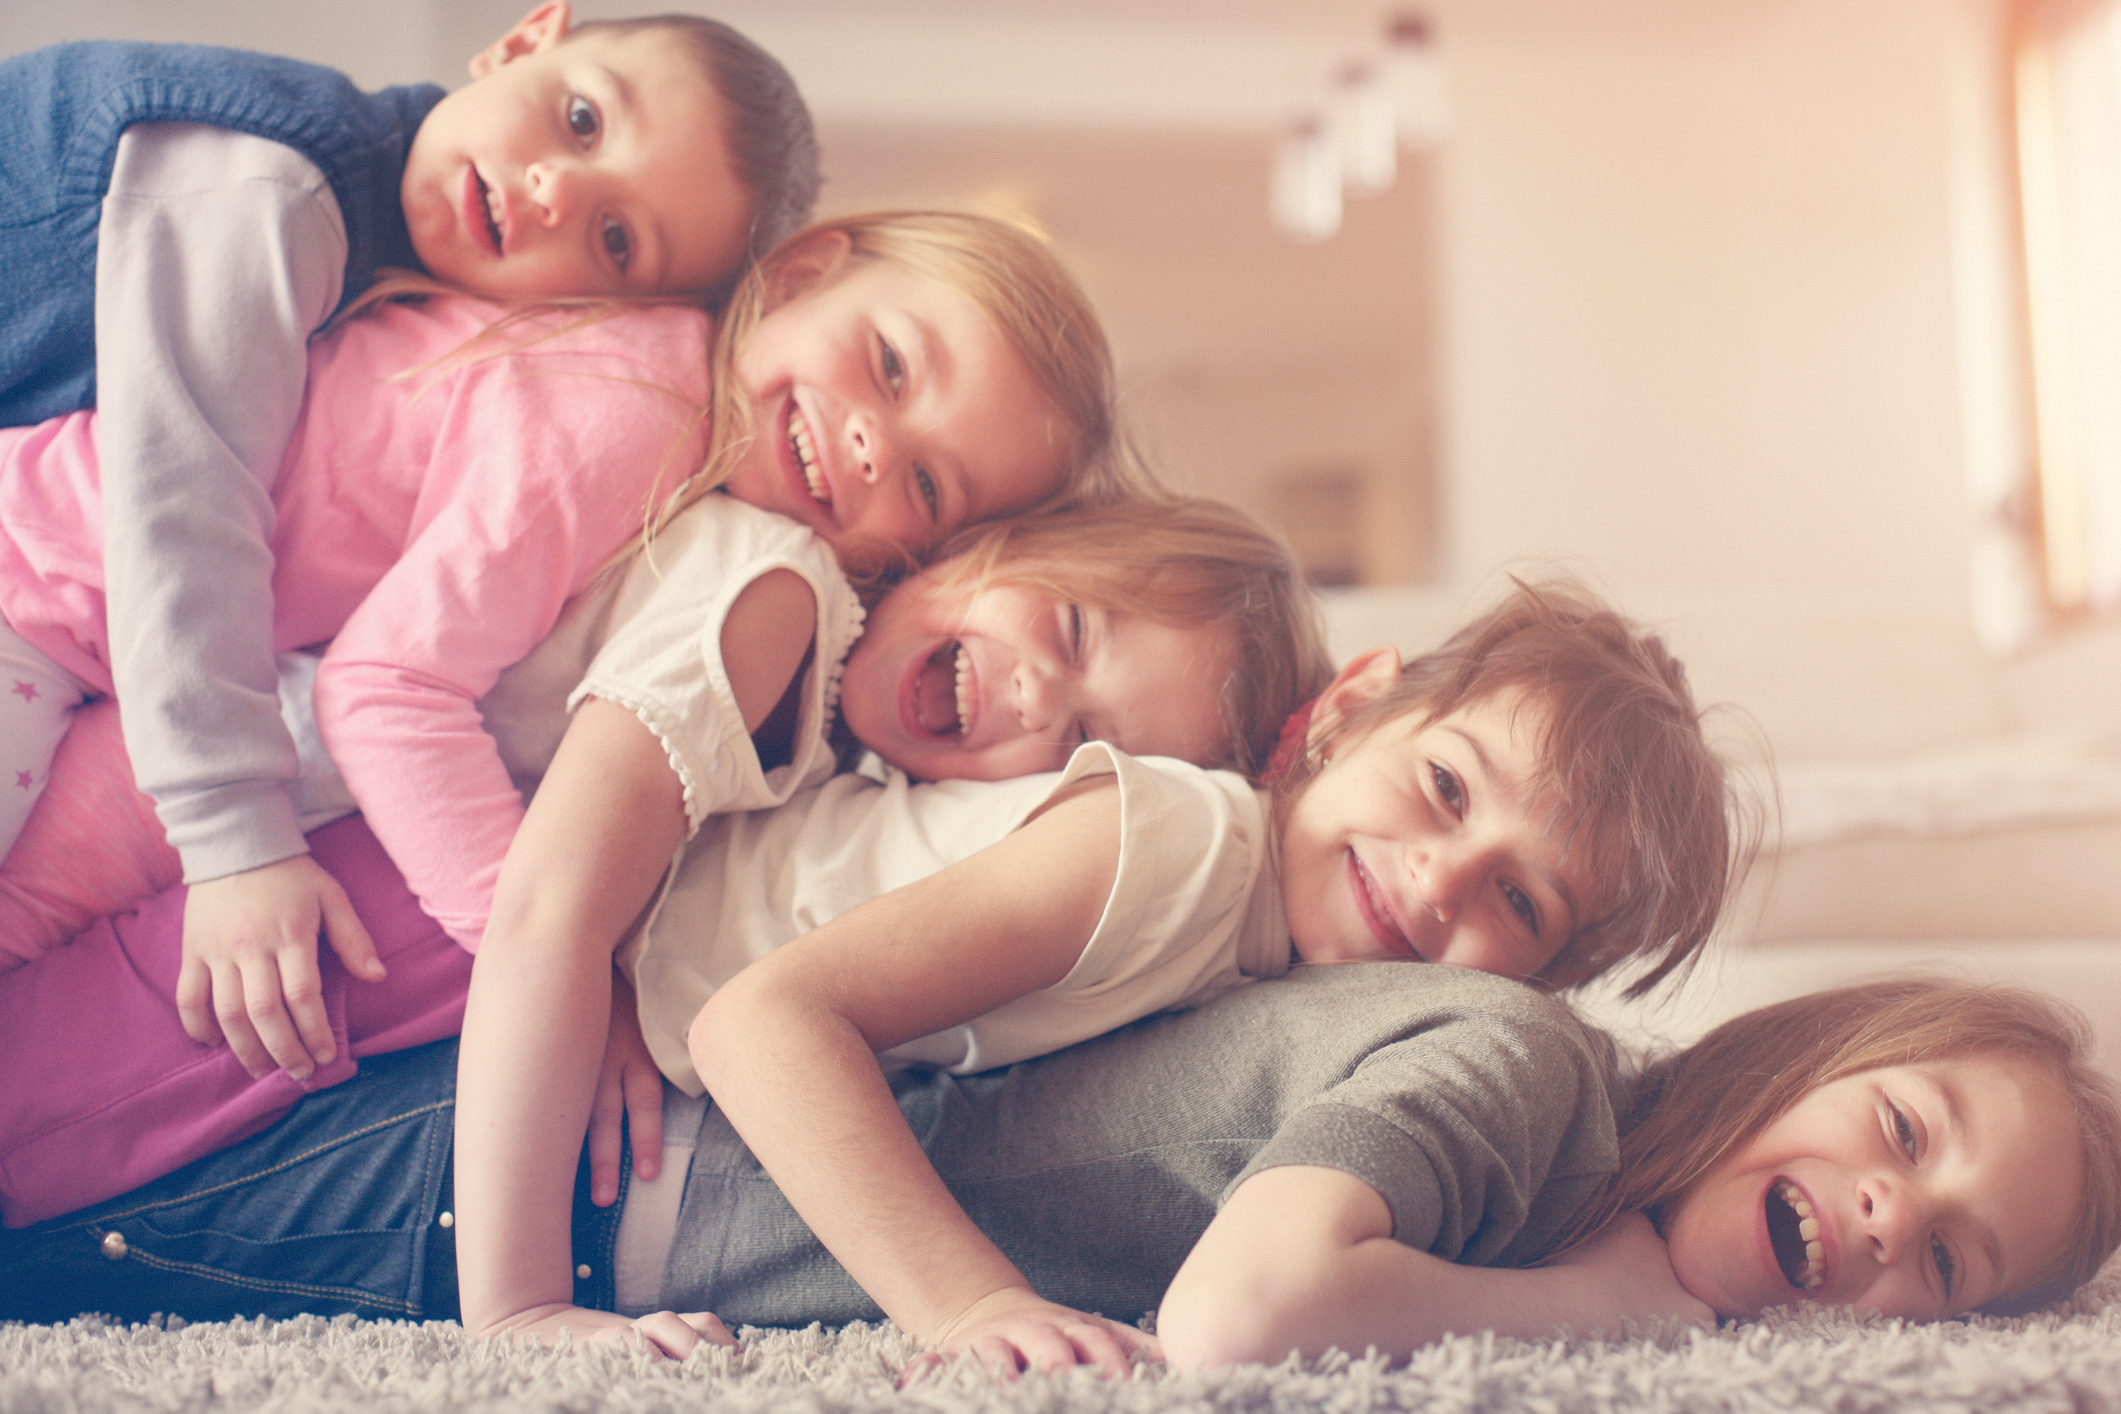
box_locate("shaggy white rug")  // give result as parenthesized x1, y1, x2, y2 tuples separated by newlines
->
(8, 1259, 2121, 1414)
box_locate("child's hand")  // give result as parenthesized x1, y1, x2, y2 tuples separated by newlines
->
(487, 1303, 734, 1359)
(589, 972, 664, 1205)
(1544, 1211, 1715, 1332)
(177, 854, 385, 1080)
(909, 1286, 1159, 1384)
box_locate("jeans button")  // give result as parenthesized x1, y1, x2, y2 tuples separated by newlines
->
(99, 1231, 129, 1260)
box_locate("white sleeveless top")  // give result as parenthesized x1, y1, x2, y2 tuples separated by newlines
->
(478, 492, 865, 829)
(623, 741, 1294, 1093)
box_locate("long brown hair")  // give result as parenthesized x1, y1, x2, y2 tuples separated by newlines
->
(1276, 577, 1753, 996)
(926, 495, 1335, 775)
(1555, 979, 2121, 1313)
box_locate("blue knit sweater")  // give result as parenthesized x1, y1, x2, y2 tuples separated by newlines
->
(0, 41, 443, 426)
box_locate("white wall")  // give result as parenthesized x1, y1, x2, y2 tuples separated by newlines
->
(0, 0, 447, 90)
(1421, 0, 2039, 758)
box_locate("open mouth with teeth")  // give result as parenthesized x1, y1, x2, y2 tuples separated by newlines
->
(787, 408, 831, 506)
(474, 170, 504, 253)
(911, 642, 973, 737)
(1765, 1177, 1825, 1289)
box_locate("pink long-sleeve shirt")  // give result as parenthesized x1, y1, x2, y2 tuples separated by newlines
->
(0, 294, 713, 948)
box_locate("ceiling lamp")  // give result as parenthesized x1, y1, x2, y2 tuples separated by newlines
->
(1271, 10, 1449, 243)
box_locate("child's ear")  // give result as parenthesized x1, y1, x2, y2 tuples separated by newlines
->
(762, 230, 855, 309)
(469, 0, 571, 79)
(1305, 647, 1404, 752)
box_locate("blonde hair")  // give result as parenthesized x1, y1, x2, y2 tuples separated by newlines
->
(1276, 577, 1752, 997)
(646, 209, 1136, 576)
(1556, 979, 2121, 1314)
(925, 495, 1335, 775)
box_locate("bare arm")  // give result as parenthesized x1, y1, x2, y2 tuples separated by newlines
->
(689, 778, 1154, 1375)
(1157, 1167, 1711, 1368)
(454, 571, 815, 1351)
(453, 696, 688, 1339)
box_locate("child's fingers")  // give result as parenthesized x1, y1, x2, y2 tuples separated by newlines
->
(629, 1310, 732, 1358)
(233, 960, 316, 1081)
(1060, 1321, 1138, 1378)
(969, 1333, 1030, 1382)
(624, 1060, 663, 1183)
(277, 942, 336, 1072)
(211, 963, 278, 1078)
(679, 1312, 735, 1347)
(316, 873, 386, 983)
(588, 1064, 626, 1205)
(175, 954, 224, 1048)
(896, 1351, 949, 1389)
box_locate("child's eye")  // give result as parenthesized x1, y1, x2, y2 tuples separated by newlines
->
(1067, 604, 1084, 656)
(914, 466, 939, 521)
(600, 217, 631, 271)
(880, 339, 906, 394)
(1890, 1102, 1919, 1159)
(567, 95, 600, 143)
(1501, 880, 1540, 936)
(1930, 1234, 1957, 1300)
(1429, 761, 1465, 815)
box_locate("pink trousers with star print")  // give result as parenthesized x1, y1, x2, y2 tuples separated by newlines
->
(0, 617, 93, 865)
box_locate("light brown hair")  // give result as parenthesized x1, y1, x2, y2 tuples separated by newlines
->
(927, 495, 1335, 775)
(565, 14, 818, 291)
(644, 208, 1137, 577)
(1275, 577, 1749, 996)
(1557, 978, 2121, 1314)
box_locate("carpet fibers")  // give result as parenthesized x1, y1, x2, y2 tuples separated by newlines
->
(7, 1261, 2121, 1412)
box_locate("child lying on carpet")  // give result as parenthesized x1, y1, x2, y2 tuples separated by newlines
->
(6, 577, 1749, 1372)
(6, 969, 2113, 1376)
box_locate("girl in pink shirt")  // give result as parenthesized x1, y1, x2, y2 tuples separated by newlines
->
(0, 210, 1124, 1079)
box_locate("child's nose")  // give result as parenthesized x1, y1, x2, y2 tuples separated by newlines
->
(846, 419, 888, 485)
(525, 161, 579, 225)
(1858, 1176, 1918, 1265)
(1010, 659, 1067, 733)
(1410, 845, 1474, 921)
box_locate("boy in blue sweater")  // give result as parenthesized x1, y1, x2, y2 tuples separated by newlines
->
(0, 1, 816, 1076)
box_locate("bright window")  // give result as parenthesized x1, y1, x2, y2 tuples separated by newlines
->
(2016, 0, 2121, 616)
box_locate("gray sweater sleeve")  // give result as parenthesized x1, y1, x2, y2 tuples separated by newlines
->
(95, 123, 347, 883)
(1232, 973, 1625, 1269)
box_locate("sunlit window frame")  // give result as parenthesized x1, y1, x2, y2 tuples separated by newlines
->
(2013, 0, 2121, 624)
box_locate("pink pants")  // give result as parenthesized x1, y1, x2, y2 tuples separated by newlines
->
(0, 816, 471, 1228)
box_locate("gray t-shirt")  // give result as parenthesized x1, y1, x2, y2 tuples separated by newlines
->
(659, 962, 1625, 1326)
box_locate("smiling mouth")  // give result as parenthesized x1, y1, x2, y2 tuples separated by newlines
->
(787, 408, 830, 506)
(1348, 852, 1415, 956)
(473, 169, 504, 253)
(1766, 1177, 1825, 1289)
(912, 642, 972, 736)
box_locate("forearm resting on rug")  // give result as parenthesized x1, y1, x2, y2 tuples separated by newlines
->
(690, 784, 1153, 1377)
(0, 698, 180, 966)
(1158, 1168, 1713, 1368)
(452, 701, 702, 1352)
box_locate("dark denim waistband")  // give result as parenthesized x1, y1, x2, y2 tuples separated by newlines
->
(0, 1039, 629, 1326)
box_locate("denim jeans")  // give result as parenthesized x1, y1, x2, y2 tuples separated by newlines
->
(0, 1039, 624, 1324)
(0, 966, 1617, 1328)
